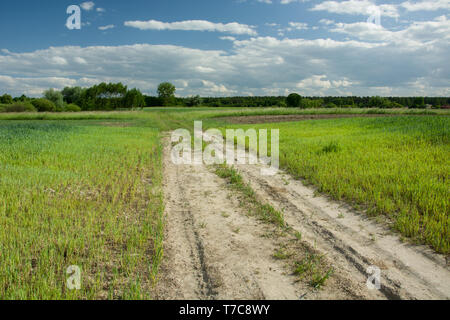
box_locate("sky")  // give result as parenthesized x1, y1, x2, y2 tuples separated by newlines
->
(0, 0, 449, 97)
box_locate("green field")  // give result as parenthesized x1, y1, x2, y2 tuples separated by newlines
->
(0, 108, 449, 299)
(222, 116, 450, 253)
(0, 121, 163, 299)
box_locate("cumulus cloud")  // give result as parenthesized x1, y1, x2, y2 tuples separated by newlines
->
(331, 15, 450, 45)
(124, 19, 257, 35)
(311, 0, 399, 18)
(0, 17, 448, 97)
(401, 0, 450, 11)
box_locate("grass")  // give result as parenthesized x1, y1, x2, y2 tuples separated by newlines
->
(222, 116, 450, 254)
(0, 121, 164, 299)
(0, 107, 448, 299)
(214, 164, 333, 288)
(215, 165, 286, 228)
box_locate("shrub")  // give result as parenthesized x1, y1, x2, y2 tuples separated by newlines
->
(1, 102, 37, 113)
(31, 98, 56, 112)
(286, 93, 302, 108)
(324, 102, 338, 109)
(64, 103, 82, 112)
(388, 102, 404, 109)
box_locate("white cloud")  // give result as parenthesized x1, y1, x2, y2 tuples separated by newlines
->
(98, 25, 115, 31)
(281, 0, 310, 4)
(50, 56, 68, 66)
(124, 19, 257, 35)
(0, 16, 449, 97)
(401, 0, 450, 11)
(297, 75, 332, 90)
(80, 1, 95, 11)
(331, 16, 450, 45)
(311, 0, 399, 18)
(319, 19, 335, 25)
(96, 7, 105, 12)
(220, 36, 236, 41)
(289, 22, 308, 30)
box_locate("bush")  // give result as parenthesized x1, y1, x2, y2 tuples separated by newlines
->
(388, 102, 404, 109)
(1, 102, 37, 113)
(286, 93, 302, 108)
(64, 103, 82, 112)
(31, 98, 56, 112)
(324, 102, 338, 109)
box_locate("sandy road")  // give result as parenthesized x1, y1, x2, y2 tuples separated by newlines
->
(156, 133, 450, 300)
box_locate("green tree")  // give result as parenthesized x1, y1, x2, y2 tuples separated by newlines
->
(185, 95, 202, 107)
(123, 88, 146, 109)
(157, 82, 176, 106)
(62, 86, 84, 105)
(44, 89, 64, 110)
(0, 94, 13, 104)
(286, 93, 302, 108)
(413, 97, 425, 108)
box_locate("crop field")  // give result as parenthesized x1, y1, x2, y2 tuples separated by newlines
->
(221, 116, 450, 253)
(0, 121, 163, 299)
(0, 108, 449, 299)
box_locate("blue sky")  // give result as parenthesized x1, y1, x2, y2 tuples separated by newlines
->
(0, 0, 449, 97)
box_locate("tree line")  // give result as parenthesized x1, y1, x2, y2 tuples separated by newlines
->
(170, 94, 449, 109)
(0, 82, 146, 113)
(1, 81, 449, 113)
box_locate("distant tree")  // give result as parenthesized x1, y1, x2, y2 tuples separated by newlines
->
(0, 94, 13, 104)
(185, 95, 202, 107)
(158, 82, 176, 106)
(145, 96, 163, 107)
(286, 93, 302, 108)
(62, 86, 83, 105)
(44, 89, 64, 110)
(31, 98, 56, 112)
(123, 88, 146, 109)
(13, 94, 30, 102)
(413, 97, 426, 108)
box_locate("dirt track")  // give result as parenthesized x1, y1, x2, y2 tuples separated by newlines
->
(156, 134, 450, 300)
